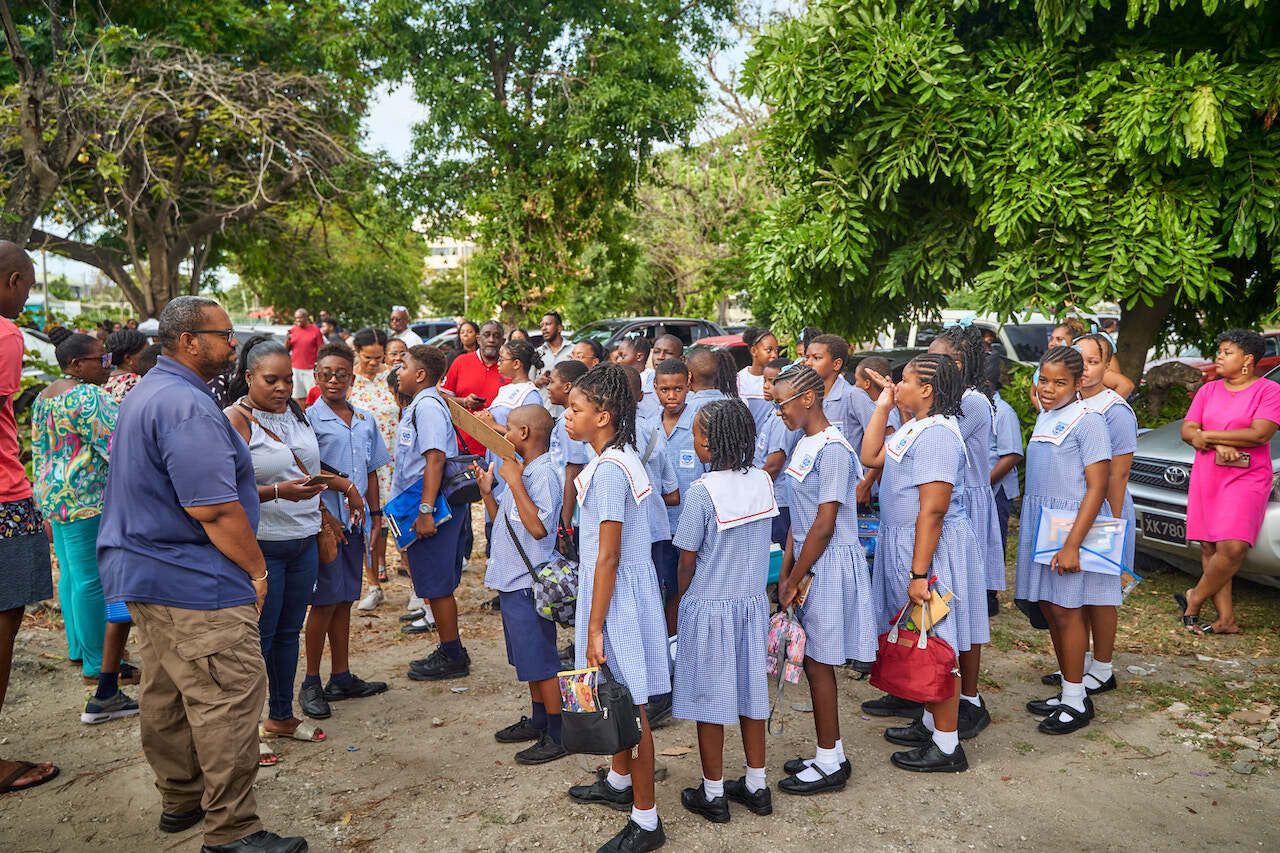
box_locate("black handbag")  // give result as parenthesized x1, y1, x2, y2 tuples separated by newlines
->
(414, 399, 484, 506)
(561, 665, 643, 756)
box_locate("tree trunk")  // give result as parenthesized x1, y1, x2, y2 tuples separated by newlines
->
(1117, 288, 1177, 384)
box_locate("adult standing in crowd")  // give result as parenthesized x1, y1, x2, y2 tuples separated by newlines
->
(286, 309, 325, 405)
(225, 337, 348, 756)
(104, 329, 149, 403)
(535, 311, 573, 382)
(98, 296, 307, 851)
(446, 319, 480, 369)
(1178, 329, 1280, 636)
(32, 331, 138, 724)
(348, 328, 401, 611)
(0, 241, 58, 795)
(389, 306, 423, 347)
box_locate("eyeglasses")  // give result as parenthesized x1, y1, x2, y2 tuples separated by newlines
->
(771, 390, 807, 411)
(315, 369, 352, 382)
(187, 329, 236, 343)
(75, 352, 114, 368)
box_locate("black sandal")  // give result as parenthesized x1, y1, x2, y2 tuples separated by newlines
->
(1173, 593, 1199, 632)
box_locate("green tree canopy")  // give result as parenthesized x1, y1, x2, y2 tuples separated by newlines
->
(744, 0, 1280, 376)
(369, 0, 734, 324)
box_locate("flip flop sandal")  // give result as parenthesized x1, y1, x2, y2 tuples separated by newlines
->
(1173, 593, 1200, 631)
(260, 721, 327, 742)
(1197, 624, 1217, 635)
(0, 760, 60, 794)
(258, 743, 280, 767)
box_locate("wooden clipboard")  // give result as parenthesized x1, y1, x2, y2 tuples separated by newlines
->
(444, 395, 518, 462)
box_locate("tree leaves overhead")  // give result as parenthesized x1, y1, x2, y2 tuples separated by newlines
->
(369, 0, 734, 324)
(744, 0, 1280, 377)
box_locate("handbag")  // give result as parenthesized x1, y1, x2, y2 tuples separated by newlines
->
(766, 608, 806, 735)
(416, 398, 485, 505)
(236, 401, 339, 564)
(504, 512, 578, 626)
(559, 665, 643, 756)
(869, 591, 958, 704)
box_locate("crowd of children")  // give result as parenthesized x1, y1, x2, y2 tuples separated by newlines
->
(382, 322, 1138, 853)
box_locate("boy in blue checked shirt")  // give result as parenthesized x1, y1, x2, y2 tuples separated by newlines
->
(476, 404, 567, 764)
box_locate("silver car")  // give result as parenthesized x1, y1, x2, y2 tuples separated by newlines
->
(1128, 365, 1280, 587)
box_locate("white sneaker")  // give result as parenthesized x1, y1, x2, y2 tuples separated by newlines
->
(357, 587, 385, 611)
(406, 594, 424, 614)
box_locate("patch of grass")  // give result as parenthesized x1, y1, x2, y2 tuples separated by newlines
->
(1012, 740, 1036, 755)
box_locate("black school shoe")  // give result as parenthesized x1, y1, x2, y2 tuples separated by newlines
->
(1041, 672, 1118, 694)
(407, 647, 471, 681)
(889, 742, 968, 773)
(323, 674, 388, 702)
(777, 763, 847, 796)
(200, 830, 308, 853)
(298, 683, 331, 720)
(724, 777, 773, 816)
(159, 807, 204, 833)
(861, 693, 924, 719)
(569, 773, 635, 811)
(597, 819, 666, 853)
(495, 715, 543, 743)
(958, 697, 991, 737)
(680, 786, 730, 824)
(515, 732, 568, 765)
(1037, 699, 1094, 735)
(782, 756, 852, 777)
(1028, 693, 1097, 717)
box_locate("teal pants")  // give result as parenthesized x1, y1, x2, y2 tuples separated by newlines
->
(52, 516, 105, 677)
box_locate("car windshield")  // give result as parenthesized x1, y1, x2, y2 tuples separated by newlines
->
(572, 320, 625, 343)
(1002, 323, 1056, 362)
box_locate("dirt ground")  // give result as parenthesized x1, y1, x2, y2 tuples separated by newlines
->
(2, 516, 1279, 852)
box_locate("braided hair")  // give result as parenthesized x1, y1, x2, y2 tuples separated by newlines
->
(696, 400, 757, 472)
(774, 362, 825, 401)
(713, 348, 739, 398)
(908, 354, 965, 418)
(936, 324, 991, 399)
(105, 329, 148, 367)
(1074, 332, 1113, 364)
(1040, 342, 1084, 381)
(573, 362, 636, 452)
(502, 339, 544, 373)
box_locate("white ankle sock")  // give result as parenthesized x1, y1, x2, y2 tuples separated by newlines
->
(1087, 659, 1113, 683)
(703, 777, 724, 799)
(795, 745, 841, 782)
(833, 738, 846, 763)
(961, 693, 981, 708)
(607, 770, 632, 790)
(631, 805, 658, 831)
(1060, 680, 1087, 714)
(921, 710, 937, 732)
(932, 728, 959, 755)
(745, 766, 767, 793)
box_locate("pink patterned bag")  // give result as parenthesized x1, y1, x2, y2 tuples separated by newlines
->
(767, 610, 806, 685)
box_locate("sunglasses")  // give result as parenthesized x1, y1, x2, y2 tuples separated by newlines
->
(771, 390, 807, 411)
(75, 352, 114, 368)
(315, 369, 352, 382)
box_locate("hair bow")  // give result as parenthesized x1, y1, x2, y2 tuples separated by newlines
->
(943, 317, 974, 329)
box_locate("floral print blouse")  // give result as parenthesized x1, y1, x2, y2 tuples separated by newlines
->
(349, 369, 400, 507)
(32, 383, 118, 522)
(103, 371, 141, 403)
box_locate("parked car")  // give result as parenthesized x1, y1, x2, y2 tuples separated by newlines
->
(410, 318, 456, 340)
(572, 317, 724, 350)
(1128, 363, 1280, 587)
(1146, 331, 1280, 386)
(686, 334, 751, 371)
(845, 348, 927, 383)
(876, 311, 1059, 365)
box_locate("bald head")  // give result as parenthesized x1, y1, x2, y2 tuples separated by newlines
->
(507, 403, 553, 453)
(686, 348, 717, 389)
(0, 241, 35, 320)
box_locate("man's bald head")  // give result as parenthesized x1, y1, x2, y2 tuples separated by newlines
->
(0, 241, 35, 320)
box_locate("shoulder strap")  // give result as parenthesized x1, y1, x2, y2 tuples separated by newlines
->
(641, 425, 660, 465)
(503, 511, 540, 582)
(237, 400, 311, 476)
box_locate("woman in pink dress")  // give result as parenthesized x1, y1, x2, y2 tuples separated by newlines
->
(1178, 329, 1280, 635)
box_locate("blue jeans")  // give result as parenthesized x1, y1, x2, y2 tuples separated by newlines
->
(258, 536, 318, 721)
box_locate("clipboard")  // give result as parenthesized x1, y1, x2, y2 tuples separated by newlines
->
(444, 395, 518, 462)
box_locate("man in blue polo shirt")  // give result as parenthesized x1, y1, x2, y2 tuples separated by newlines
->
(98, 296, 307, 853)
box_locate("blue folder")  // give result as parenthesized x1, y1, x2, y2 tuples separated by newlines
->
(385, 480, 453, 550)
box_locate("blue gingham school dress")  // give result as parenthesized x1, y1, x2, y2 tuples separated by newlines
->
(574, 459, 672, 705)
(1087, 393, 1138, 577)
(873, 422, 988, 654)
(670, 481, 771, 725)
(958, 390, 1006, 591)
(1015, 410, 1119, 608)
(787, 440, 877, 665)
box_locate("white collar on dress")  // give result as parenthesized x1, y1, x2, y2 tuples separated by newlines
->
(785, 426, 857, 482)
(1079, 388, 1131, 415)
(1030, 398, 1089, 446)
(491, 381, 537, 409)
(699, 469, 779, 531)
(886, 415, 965, 463)
(574, 446, 652, 506)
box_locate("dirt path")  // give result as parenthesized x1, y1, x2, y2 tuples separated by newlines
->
(2, 563, 1278, 852)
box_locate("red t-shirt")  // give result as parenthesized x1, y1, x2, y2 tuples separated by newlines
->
(0, 319, 33, 502)
(288, 323, 325, 369)
(441, 351, 509, 455)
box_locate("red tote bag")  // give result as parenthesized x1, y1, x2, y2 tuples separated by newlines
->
(869, 595, 958, 704)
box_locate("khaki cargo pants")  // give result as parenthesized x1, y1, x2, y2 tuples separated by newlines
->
(128, 603, 267, 845)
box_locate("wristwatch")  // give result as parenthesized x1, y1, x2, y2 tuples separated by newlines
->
(910, 571, 929, 580)
(419, 503, 433, 515)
